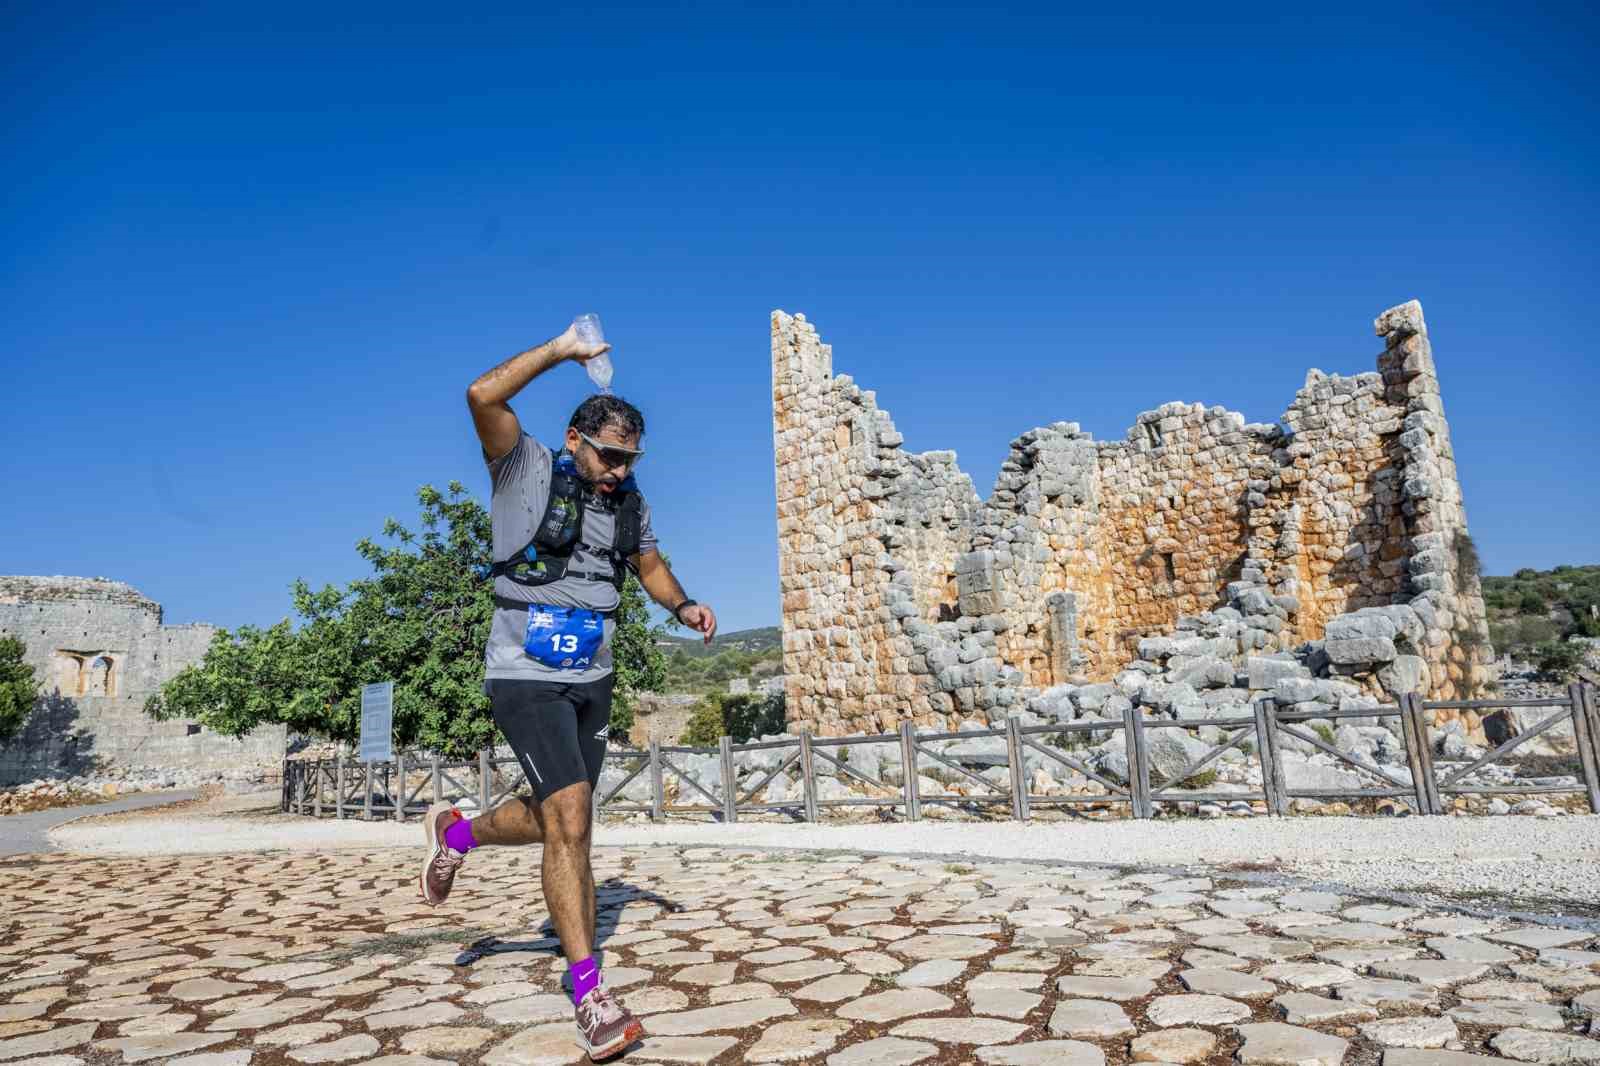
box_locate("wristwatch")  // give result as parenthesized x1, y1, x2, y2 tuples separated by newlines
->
(672, 599, 699, 623)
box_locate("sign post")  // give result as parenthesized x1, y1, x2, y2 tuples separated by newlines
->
(360, 681, 394, 766)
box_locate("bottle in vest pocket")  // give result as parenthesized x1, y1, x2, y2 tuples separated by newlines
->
(524, 605, 606, 670)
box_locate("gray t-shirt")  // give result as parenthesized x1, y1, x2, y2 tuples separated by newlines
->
(484, 432, 657, 682)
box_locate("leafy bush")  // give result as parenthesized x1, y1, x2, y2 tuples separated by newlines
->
(0, 637, 37, 744)
(677, 691, 787, 747)
(678, 698, 725, 747)
(1518, 590, 1546, 615)
(1532, 640, 1587, 683)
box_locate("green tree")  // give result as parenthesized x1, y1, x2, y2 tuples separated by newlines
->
(147, 482, 666, 756)
(0, 636, 37, 745)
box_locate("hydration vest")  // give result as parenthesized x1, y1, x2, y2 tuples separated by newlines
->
(487, 451, 643, 597)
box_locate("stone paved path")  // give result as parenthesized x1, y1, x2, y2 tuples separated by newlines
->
(2, 845, 1598, 1065)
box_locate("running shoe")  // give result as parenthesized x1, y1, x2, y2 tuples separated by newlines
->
(575, 980, 644, 1060)
(419, 801, 467, 906)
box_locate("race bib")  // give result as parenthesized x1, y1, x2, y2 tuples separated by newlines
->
(523, 605, 606, 671)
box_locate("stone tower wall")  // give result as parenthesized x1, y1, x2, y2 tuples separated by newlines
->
(772, 301, 1493, 737)
(0, 576, 286, 785)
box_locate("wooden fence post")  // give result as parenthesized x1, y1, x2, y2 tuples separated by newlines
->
(1568, 683, 1600, 814)
(431, 755, 441, 806)
(363, 762, 373, 821)
(718, 736, 738, 823)
(313, 760, 324, 818)
(478, 748, 492, 814)
(1005, 716, 1029, 822)
(335, 755, 345, 819)
(1121, 705, 1152, 819)
(1402, 693, 1443, 815)
(1250, 699, 1277, 815)
(899, 722, 921, 821)
(648, 741, 664, 822)
(798, 731, 819, 823)
(394, 752, 407, 822)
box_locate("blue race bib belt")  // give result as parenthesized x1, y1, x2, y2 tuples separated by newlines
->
(517, 603, 606, 671)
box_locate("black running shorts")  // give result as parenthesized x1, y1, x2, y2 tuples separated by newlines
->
(486, 675, 613, 803)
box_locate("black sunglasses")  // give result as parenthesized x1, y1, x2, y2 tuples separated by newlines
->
(578, 431, 644, 470)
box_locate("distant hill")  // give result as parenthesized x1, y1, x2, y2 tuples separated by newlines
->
(1483, 563, 1600, 652)
(656, 625, 781, 659)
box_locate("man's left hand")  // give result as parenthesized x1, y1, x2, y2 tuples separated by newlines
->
(679, 603, 718, 644)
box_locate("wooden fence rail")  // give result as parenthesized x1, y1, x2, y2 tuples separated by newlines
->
(282, 684, 1600, 823)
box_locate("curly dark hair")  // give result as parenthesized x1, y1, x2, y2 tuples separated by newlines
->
(569, 394, 645, 440)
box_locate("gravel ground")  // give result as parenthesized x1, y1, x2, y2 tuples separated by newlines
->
(47, 795, 1600, 907)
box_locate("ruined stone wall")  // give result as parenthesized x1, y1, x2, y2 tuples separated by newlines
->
(0, 576, 286, 784)
(772, 301, 1493, 737)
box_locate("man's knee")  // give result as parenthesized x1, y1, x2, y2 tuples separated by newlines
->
(539, 783, 592, 844)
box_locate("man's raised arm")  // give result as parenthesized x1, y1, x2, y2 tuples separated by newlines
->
(465, 323, 611, 462)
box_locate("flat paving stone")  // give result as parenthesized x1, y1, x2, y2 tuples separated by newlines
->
(1179, 968, 1277, 998)
(673, 962, 739, 986)
(632, 1035, 740, 1062)
(1489, 1027, 1600, 1064)
(1273, 992, 1377, 1024)
(97, 1032, 231, 1063)
(398, 1027, 495, 1054)
(1372, 960, 1491, 987)
(482, 994, 571, 1025)
(1147, 994, 1253, 1027)
(977, 1040, 1106, 1066)
(1485, 929, 1593, 950)
(1336, 978, 1439, 1009)
(1359, 1016, 1459, 1049)
(890, 1017, 1028, 1044)
(897, 959, 966, 988)
(826, 1036, 938, 1066)
(646, 997, 797, 1035)
(0, 1022, 98, 1060)
(890, 934, 995, 960)
(1049, 999, 1137, 1038)
(837, 988, 953, 1023)
(748, 1019, 852, 1063)
(756, 959, 845, 983)
(170, 1053, 252, 1066)
(1055, 975, 1156, 1000)
(793, 974, 871, 1003)
(1198, 935, 1313, 960)
(1260, 963, 1359, 989)
(1457, 981, 1556, 1002)
(1426, 938, 1520, 963)
(1234, 1022, 1350, 1066)
(1448, 1001, 1568, 1031)
(254, 1023, 341, 1046)
(1383, 1053, 1518, 1066)
(1511, 963, 1600, 993)
(709, 982, 777, 1004)
(288, 1035, 382, 1063)
(480, 1022, 585, 1066)
(969, 986, 1044, 1019)
(1132, 1027, 1218, 1063)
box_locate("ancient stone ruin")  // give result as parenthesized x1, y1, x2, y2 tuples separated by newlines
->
(0, 575, 285, 785)
(772, 300, 1496, 742)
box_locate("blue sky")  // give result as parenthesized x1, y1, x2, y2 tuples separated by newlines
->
(3, 3, 1596, 634)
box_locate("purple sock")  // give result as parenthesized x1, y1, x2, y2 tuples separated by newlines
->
(442, 815, 476, 854)
(569, 956, 600, 1004)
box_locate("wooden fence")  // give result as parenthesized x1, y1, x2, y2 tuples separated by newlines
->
(281, 683, 1600, 822)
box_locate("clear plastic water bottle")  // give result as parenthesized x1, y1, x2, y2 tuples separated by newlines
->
(572, 313, 613, 393)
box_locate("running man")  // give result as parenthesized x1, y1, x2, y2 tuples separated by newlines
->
(420, 319, 717, 1061)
